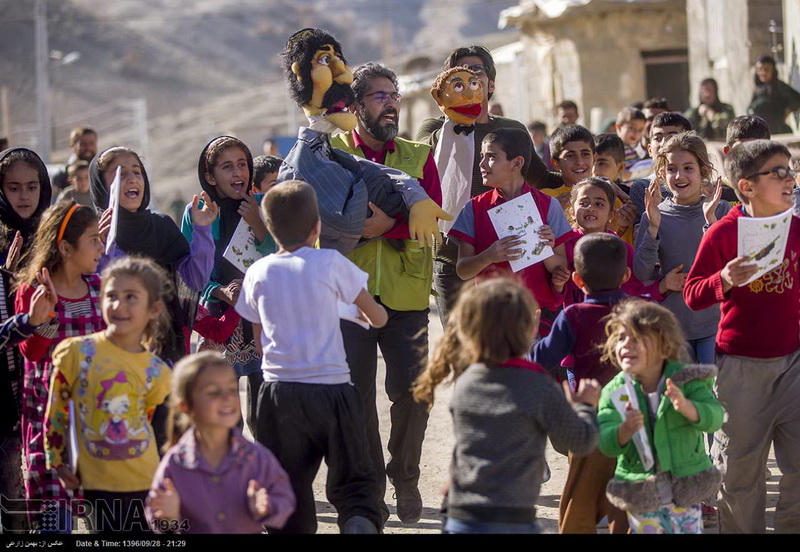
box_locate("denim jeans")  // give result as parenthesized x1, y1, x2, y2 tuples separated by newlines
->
(444, 517, 541, 534)
(687, 335, 716, 365)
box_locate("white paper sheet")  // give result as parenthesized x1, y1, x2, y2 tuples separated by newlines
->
(223, 217, 265, 274)
(68, 400, 79, 475)
(105, 166, 121, 254)
(608, 374, 655, 471)
(487, 192, 553, 272)
(627, 158, 653, 181)
(737, 207, 793, 286)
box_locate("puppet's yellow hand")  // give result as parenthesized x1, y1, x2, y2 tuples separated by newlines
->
(408, 199, 453, 248)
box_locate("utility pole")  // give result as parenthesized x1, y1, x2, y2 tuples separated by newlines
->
(35, 0, 52, 161)
(1, 87, 10, 141)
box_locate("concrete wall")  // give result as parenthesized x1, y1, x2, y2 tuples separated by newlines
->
(687, 0, 786, 121)
(504, 1, 687, 132)
(783, 0, 800, 133)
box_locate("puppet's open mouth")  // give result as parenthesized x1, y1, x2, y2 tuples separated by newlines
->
(450, 103, 482, 117)
(325, 100, 348, 115)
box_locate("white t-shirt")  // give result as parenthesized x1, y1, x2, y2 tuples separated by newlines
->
(235, 246, 368, 384)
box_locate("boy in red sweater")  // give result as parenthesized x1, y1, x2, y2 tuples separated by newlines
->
(684, 140, 800, 533)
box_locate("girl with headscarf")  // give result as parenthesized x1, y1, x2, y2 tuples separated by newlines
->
(181, 136, 274, 435)
(89, 146, 218, 364)
(0, 148, 52, 531)
(90, 146, 217, 456)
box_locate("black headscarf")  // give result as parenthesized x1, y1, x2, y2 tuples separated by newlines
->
(89, 148, 189, 266)
(0, 147, 53, 253)
(197, 136, 254, 286)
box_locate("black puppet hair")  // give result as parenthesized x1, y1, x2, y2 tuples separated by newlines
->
(282, 28, 347, 107)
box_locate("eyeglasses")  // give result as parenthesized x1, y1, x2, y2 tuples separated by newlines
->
(364, 91, 402, 103)
(745, 166, 798, 181)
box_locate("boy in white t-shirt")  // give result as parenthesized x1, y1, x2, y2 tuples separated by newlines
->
(236, 180, 388, 534)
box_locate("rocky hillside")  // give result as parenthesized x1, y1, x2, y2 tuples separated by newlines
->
(0, 0, 517, 200)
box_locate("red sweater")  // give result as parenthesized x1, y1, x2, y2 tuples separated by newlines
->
(684, 206, 800, 358)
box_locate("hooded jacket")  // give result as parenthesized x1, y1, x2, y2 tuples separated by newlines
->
(598, 361, 724, 513)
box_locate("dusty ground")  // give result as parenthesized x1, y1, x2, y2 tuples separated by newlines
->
(298, 299, 780, 535)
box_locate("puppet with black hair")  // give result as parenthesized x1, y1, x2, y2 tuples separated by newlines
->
(278, 28, 451, 253)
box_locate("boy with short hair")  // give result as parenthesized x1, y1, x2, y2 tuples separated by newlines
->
(417, 44, 562, 327)
(236, 180, 387, 534)
(55, 160, 91, 206)
(593, 134, 626, 189)
(533, 232, 632, 533)
(723, 115, 770, 155)
(251, 154, 283, 194)
(557, 100, 579, 127)
(528, 120, 551, 168)
(615, 107, 646, 173)
(628, 112, 693, 224)
(544, 125, 596, 221)
(641, 97, 670, 157)
(593, 133, 637, 243)
(718, 115, 772, 203)
(449, 128, 570, 337)
(684, 140, 800, 534)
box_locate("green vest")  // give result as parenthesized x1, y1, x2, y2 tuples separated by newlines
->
(331, 132, 429, 180)
(330, 132, 434, 311)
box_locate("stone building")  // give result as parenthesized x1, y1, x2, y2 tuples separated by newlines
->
(488, 0, 798, 135)
(498, 0, 689, 133)
(687, 0, 799, 134)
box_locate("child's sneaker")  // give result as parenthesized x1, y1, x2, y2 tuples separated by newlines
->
(701, 502, 717, 528)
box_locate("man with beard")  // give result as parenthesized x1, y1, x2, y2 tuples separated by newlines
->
(50, 125, 98, 195)
(331, 62, 441, 526)
(278, 28, 450, 255)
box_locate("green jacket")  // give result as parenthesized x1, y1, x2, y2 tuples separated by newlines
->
(598, 361, 724, 512)
(330, 132, 434, 312)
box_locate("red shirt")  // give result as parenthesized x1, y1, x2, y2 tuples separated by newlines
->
(448, 185, 569, 310)
(351, 129, 442, 240)
(684, 205, 800, 358)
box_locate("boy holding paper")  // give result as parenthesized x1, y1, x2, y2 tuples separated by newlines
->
(448, 128, 570, 337)
(684, 140, 800, 533)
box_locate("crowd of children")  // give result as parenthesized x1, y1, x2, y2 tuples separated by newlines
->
(0, 34, 798, 537)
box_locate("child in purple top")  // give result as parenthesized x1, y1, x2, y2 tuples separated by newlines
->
(146, 352, 295, 534)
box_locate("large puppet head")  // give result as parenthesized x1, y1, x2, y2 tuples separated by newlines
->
(282, 28, 357, 132)
(430, 66, 484, 125)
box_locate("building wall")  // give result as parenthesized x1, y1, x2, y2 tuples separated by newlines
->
(503, 1, 687, 132)
(687, 0, 786, 123)
(783, 0, 800, 133)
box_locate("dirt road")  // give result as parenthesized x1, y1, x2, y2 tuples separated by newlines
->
(299, 302, 780, 534)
